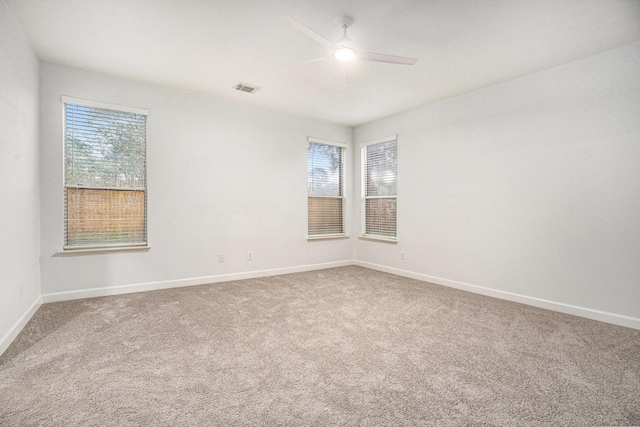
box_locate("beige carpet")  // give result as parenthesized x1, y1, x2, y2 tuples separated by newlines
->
(1, 266, 639, 426)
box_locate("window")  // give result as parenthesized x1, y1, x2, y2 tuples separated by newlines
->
(63, 97, 148, 249)
(307, 137, 347, 238)
(361, 135, 397, 240)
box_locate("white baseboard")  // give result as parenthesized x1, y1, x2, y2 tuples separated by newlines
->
(42, 260, 355, 303)
(0, 296, 42, 357)
(10, 259, 639, 359)
(354, 261, 640, 330)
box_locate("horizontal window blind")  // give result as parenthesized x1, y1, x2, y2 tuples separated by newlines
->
(361, 137, 397, 239)
(63, 98, 148, 248)
(308, 138, 346, 237)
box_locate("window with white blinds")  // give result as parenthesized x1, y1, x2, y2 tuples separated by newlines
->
(63, 97, 148, 249)
(361, 136, 397, 240)
(307, 137, 347, 238)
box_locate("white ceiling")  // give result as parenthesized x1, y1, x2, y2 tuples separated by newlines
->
(5, 0, 640, 126)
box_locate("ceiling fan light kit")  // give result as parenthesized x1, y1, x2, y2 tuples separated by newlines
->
(334, 46, 355, 61)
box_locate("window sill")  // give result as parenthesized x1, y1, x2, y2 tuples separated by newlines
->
(307, 235, 350, 241)
(359, 235, 398, 244)
(55, 246, 151, 257)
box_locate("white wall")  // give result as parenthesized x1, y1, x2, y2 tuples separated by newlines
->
(4, 23, 639, 357)
(354, 42, 640, 322)
(0, 2, 41, 353)
(39, 63, 353, 297)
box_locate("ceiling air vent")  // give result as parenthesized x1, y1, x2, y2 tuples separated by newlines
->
(233, 82, 261, 94)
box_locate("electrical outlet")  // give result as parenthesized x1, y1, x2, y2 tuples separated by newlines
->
(400, 251, 405, 260)
(218, 253, 225, 262)
(247, 251, 253, 260)
(19, 283, 24, 298)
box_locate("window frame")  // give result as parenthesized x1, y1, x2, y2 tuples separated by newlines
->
(307, 137, 348, 240)
(61, 96, 149, 253)
(360, 135, 398, 242)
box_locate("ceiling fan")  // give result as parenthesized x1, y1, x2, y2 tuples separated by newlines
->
(282, 7, 418, 68)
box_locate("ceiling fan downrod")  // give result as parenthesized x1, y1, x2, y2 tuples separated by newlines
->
(334, 15, 355, 60)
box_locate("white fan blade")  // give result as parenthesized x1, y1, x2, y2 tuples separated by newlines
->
(282, 15, 337, 51)
(357, 51, 417, 65)
(355, 6, 402, 45)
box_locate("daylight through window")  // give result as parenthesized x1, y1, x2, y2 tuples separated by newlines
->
(307, 137, 347, 238)
(361, 136, 397, 240)
(63, 97, 148, 249)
